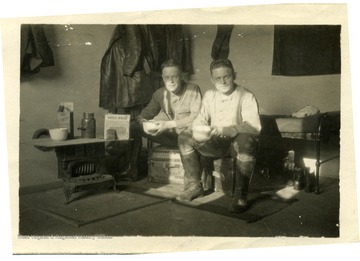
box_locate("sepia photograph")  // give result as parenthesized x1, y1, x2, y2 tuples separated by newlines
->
(1, 0, 359, 257)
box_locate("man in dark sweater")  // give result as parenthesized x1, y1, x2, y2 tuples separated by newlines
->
(117, 59, 202, 181)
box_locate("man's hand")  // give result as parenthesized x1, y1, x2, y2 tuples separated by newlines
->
(142, 120, 158, 135)
(210, 126, 238, 139)
(209, 126, 221, 138)
(151, 120, 176, 136)
(221, 126, 238, 137)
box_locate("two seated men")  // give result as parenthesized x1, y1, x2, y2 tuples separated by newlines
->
(119, 58, 261, 213)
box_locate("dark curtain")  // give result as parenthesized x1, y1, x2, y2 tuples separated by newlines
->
(272, 25, 341, 76)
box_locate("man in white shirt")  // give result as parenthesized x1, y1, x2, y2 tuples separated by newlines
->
(177, 59, 261, 213)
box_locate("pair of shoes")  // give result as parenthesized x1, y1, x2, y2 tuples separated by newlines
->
(229, 197, 249, 213)
(176, 185, 204, 202)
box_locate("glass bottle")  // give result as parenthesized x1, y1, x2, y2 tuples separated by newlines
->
(86, 113, 96, 138)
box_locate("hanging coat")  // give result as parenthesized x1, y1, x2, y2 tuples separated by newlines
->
(20, 25, 55, 78)
(99, 25, 157, 110)
(99, 24, 194, 110)
(151, 25, 193, 74)
(211, 25, 234, 60)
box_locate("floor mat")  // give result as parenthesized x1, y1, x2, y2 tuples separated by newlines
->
(122, 179, 298, 223)
(173, 191, 297, 223)
(20, 188, 168, 227)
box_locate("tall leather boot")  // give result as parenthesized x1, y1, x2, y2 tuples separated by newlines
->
(115, 137, 141, 182)
(180, 153, 190, 192)
(176, 151, 204, 201)
(200, 156, 214, 192)
(229, 158, 256, 213)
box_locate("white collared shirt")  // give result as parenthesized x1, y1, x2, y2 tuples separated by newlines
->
(193, 84, 261, 135)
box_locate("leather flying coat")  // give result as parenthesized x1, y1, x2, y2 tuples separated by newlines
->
(99, 25, 157, 109)
(99, 25, 194, 110)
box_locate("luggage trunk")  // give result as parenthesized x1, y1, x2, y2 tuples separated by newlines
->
(148, 145, 185, 184)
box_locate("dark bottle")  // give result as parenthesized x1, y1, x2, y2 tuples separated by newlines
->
(78, 113, 96, 138)
(87, 113, 96, 138)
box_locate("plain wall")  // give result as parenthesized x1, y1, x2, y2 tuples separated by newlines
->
(189, 25, 340, 114)
(19, 24, 341, 189)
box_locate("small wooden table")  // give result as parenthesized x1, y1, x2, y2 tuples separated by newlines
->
(30, 137, 129, 204)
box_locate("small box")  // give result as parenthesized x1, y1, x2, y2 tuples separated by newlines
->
(57, 102, 74, 139)
(148, 145, 185, 184)
(213, 157, 235, 195)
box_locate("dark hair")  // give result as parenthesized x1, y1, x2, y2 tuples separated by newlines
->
(210, 59, 235, 75)
(161, 59, 182, 71)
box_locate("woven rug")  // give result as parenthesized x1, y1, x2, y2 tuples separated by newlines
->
(20, 188, 167, 227)
(172, 190, 298, 223)
(122, 179, 298, 223)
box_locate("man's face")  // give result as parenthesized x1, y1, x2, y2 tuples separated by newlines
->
(162, 67, 182, 94)
(211, 67, 236, 95)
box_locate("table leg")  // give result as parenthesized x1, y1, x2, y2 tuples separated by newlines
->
(63, 183, 75, 204)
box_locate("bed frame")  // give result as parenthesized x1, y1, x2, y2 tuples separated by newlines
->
(258, 111, 340, 194)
